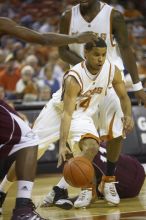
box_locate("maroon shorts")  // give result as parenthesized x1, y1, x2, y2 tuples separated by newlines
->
(93, 147, 145, 198)
(0, 100, 38, 158)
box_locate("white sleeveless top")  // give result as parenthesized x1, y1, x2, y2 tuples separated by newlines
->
(68, 2, 124, 70)
(52, 59, 115, 117)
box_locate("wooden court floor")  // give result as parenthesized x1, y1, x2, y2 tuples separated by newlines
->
(1, 174, 146, 220)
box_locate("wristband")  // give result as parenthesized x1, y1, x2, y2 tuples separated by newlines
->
(132, 81, 143, 91)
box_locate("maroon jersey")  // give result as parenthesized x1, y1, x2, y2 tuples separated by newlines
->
(93, 146, 145, 198)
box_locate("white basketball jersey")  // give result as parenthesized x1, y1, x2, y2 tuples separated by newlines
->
(68, 2, 124, 70)
(52, 60, 115, 117)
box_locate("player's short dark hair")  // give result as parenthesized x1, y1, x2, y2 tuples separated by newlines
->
(85, 37, 107, 51)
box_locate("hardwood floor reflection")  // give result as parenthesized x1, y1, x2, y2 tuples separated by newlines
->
(2, 175, 146, 220)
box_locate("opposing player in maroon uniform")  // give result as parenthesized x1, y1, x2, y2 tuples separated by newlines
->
(93, 145, 145, 199)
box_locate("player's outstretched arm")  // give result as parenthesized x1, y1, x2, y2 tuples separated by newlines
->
(112, 10, 139, 83)
(58, 76, 81, 167)
(0, 17, 97, 47)
(112, 66, 134, 135)
(112, 10, 146, 104)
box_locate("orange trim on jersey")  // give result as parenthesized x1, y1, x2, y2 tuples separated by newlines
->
(62, 69, 83, 99)
(110, 9, 116, 47)
(80, 96, 91, 111)
(100, 112, 116, 141)
(105, 63, 112, 95)
(83, 61, 101, 81)
(64, 69, 83, 92)
(100, 135, 110, 141)
(81, 133, 100, 144)
(107, 63, 112, 87)
(108, 112, 116, 139)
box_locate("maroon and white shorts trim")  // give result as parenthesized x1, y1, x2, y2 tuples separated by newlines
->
(0, 100, 39, 158)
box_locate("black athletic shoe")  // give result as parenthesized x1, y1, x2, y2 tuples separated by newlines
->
(0, 192, 6, 215)
(40, 186, 73, 210)
(11, 200, 47, 220)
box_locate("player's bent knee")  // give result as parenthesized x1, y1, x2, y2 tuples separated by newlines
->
(79, 138, 99, 160)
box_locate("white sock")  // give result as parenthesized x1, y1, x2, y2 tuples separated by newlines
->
(17, 181, 33, 199)
(0, 176, 13, 193)
(56, 177, 69, 189)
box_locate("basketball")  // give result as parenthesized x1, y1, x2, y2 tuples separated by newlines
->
(63, 156, 94, 188)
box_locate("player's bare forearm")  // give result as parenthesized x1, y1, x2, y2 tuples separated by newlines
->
(119, 46, 139, 83)
(0, 18, 46, 44)
(113, 67, 132, 117)
(112, 10, 140, 83)
(59, 112, 72, 148)
(1, 25, 81, 46)
(13, 27, 81, 46)
(59, 47, 84, 66)
(60, 76, 81, 148)
(119, 95, 132, 117)
(0, 17, 94, 47)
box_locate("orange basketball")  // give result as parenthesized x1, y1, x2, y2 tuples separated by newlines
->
(63, 156, 94, 188)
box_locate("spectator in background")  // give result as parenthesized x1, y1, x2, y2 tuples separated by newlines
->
(39, 17, 55, 33)
(43, 63, 60, 95)
(132, 21, 145, 38)
(110, 0, 125, 14)
(35, 45, 50, 66)
(38, 62, 60, 95)
(48, 48, 66, 87)
(0, 53, 20, 99)
(124, 1, 144, 21)
(24, 54, 41, 78)
(137, 55, 146, 78)
(0, 49, 6, 72)
(0, 86, 5, 100)
(38, 86, 51, 101)
(16, 65, 38, 100)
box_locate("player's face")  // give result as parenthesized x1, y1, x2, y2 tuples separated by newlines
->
(85, 47, 107, 72)
(79, 0, 96, 9)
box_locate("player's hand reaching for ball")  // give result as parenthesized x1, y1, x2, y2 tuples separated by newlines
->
(122, 116, 134, 137)
(57, 145, 72, 167)
(75, 32, 97, 43)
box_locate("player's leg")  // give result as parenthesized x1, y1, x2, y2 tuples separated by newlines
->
(98, 90, 123, 205)
(0, 141, 53, 213)
(38, 142, 73, 210)
(0, 162, 16, 215)
(0, 99, 60, 215)
(0, 101, 46, 219)
(11, 145, 44, 220)
(33, 101, 73, 210)
(100, 137, 122, 205)
(0, 143, 49, 214)
(41, 116, 99, 209)
(73, 137, 99, 208)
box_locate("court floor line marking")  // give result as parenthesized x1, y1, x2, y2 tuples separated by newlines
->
(59, 209, 146, 220)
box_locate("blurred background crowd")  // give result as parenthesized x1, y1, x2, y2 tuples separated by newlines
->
(0, 0, 146, 106)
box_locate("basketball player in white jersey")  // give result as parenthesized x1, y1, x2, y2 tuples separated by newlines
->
(35, 38, 133, 207)
(0, 38, 133, 212)
(40, 0, 144, 209)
